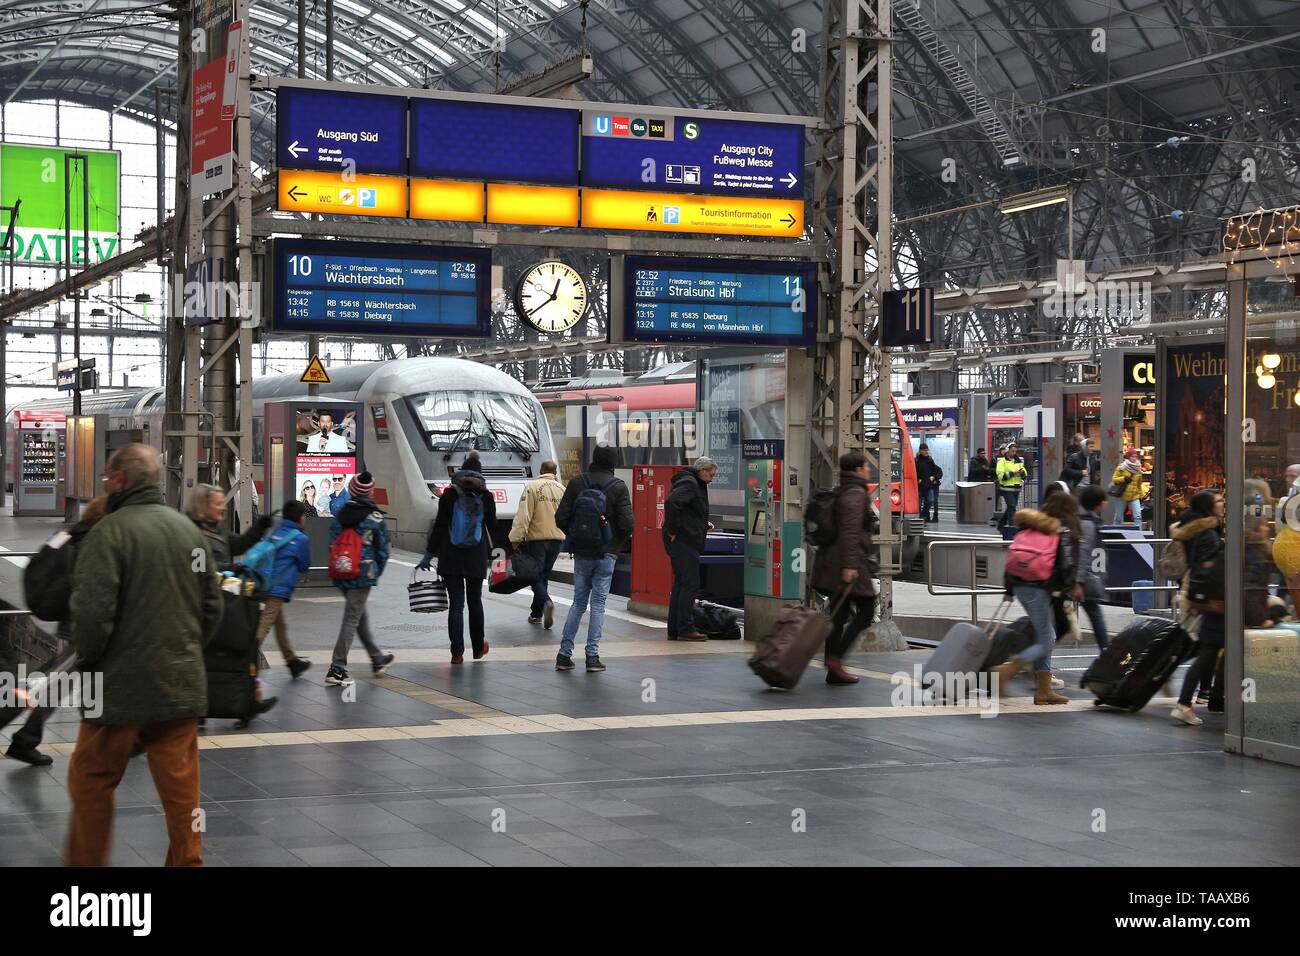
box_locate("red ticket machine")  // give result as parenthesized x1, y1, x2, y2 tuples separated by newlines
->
(629, 464, 680, 616)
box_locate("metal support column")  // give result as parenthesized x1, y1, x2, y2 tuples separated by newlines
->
(233, 0, 255, 525)
(813, 0, 904, 649)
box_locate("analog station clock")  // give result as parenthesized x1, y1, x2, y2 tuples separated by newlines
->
(516, 261, 588, 334)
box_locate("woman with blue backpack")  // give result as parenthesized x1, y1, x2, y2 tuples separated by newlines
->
(989, 491, 1079, 704)
(419, 453, 498, 664)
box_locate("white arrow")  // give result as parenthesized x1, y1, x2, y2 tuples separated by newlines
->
(782, 172, 798, 189)
(287, 140, 306, 159)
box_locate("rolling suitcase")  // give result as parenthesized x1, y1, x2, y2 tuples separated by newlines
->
(748, 590, 847, 690)
(1081, 616, 1193, 712)
(925, 598, 1013, 699)
(981, 614, 1035, 671)
(204, 587, 262, 720)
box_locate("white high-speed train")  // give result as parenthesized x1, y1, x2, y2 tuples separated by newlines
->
(7, 357, 556, 552)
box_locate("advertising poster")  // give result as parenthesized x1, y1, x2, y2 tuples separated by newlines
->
(1162, 341, 1225, 526)
(700, 352, 785, 512)
(295, 407, 357, 516)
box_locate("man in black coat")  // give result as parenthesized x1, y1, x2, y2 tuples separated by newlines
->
(915, 443, 943, 523)
(967, 448, 994, 482)
(553, 444, 634, 672)
(662, 456, 718, 641)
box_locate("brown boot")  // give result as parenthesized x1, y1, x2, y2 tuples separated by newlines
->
(825, 658, 860, 685)
(989, 659, 1024, 696)
(1034, 670, 1069, 705)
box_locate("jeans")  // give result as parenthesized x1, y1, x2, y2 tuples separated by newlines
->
(666, 538, 701, 637)
(826, 594, 876, 659)
(1111, 496, 1142, 525)
(921, 486, 939, 522)
(1013, 585, 1056, 672)
(997, 488, 1021, 529)
(332, 587, 384, 669)
(445, 575, 485, 655)
(65, 717, 202, 867)
(1079, 599, 1110, 651)
(560, 554, 616, 659)
(523, 540, 562, 617)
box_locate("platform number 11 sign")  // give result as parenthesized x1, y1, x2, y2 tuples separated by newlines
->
(881, 288, 935, 347)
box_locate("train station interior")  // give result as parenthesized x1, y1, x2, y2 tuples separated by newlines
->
(1, 0, 1299, 888)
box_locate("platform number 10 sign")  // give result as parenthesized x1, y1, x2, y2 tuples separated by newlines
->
(881, 288, 936, 348)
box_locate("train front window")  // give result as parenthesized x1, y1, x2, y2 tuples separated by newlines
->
(407, 391, 540, 454)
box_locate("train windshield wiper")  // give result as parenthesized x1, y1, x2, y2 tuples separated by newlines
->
(475, 405, 531, 462)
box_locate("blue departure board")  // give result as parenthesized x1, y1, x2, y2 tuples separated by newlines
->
(276, 87, 408, 176)
(616, 255, 816, 347)
(583, 113, 806, 198)
(409, 98, 580, 185)
(273, 239, 492, 338)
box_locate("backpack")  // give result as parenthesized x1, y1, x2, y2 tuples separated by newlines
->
(23, 529, 79, 621)
(328, 528, 364, 580)
(804, 488, 839, 547)
(1157, 536, 1188, 582)
(449, 490, 485, 549)
(240, 525, 296, 591)
(567, 474, 616, 555)
(1006, 528, 1058, 582)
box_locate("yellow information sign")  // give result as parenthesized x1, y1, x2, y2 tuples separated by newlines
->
(277, 170, 406, 218)
(409, 178, 485, 222)
(487, 184, 579, 228)
(581, 188, 804, 237)
(300, 355, 331, 385)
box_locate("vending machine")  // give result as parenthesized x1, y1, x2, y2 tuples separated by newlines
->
(261, 400, 365, 570)
(13, 410, 67, 516)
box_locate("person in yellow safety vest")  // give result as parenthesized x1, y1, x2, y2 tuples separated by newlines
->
(995, 443, 1028, 532)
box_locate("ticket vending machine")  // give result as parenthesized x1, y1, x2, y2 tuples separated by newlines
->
(13, 410, 67, 516)
(261, 399, 365, 574)
(744, 446, 803, 604)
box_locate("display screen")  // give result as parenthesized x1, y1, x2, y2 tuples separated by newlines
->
(617, 255, 816, 347)
(273, 239, 492, 338)
(409, 98, 580, 185)
(582, 113, 805, 198)
(294, 407, 357, 518)
(275, 86, 408, 176)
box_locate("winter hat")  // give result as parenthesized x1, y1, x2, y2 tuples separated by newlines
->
(918, 443, 929, 451)
(1125, 448, 1141, 460)
(348, 472, 375, 497)
(461, 453, 482, 474)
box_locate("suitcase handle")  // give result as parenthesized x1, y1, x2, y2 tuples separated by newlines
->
(982, 597, 1016, 638)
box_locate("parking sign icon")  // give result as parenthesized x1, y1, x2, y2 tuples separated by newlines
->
(359, 188, 377, 208)
(663, 206, 680, 224)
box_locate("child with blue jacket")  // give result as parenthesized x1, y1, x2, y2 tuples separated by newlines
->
(254, 499, 314, 679)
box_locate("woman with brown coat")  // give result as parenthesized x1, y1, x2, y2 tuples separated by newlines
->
(812, 451, 879, 685)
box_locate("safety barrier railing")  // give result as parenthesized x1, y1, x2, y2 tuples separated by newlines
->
(0, 551, 41, 618)
(926, 538, 1179, 623)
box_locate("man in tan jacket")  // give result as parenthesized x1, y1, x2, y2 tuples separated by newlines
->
(510, 460, 566, 628)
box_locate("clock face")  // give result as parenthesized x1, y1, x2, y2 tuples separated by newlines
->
(516, 261, 588, 334)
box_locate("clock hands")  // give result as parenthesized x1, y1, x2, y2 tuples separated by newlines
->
(525, 279, 565, 318)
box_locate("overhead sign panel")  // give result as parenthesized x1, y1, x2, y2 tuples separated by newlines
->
(582, 188, 803, 238)
(272, 238, 491, 338)
(275, 86, 407, 176)
(409, 98, 579, 186)
(582, 112, 805, 198)
(277, 169, 406, 217)
(0, 143, 120, 267)
(610, 255, 817, 348)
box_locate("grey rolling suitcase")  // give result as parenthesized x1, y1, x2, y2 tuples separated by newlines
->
(923, 598, 1013, 699)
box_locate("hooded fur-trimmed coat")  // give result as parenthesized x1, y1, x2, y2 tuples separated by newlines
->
(1003, 508, 1077, 595)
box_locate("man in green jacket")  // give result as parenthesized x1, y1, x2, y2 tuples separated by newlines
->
(65, 443, 223, 867)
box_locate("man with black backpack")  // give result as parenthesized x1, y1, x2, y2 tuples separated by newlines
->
(662, 456, 717, 641)
(420, 453, 498, 663)
(553, 445, 634, 672)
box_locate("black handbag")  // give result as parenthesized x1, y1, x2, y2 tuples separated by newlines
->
(489, 550, 541, 594)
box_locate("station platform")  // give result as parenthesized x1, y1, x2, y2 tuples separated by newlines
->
(2, 510, 1298, 868)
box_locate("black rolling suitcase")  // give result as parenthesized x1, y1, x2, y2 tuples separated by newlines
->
(1081, 616, 1193, 712)
(204, 588, 262, 720)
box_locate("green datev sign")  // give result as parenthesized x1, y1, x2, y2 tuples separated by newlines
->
(0, 143, 120, 267)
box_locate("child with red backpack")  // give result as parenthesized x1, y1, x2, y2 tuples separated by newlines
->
(324, 473, 394, 687)
(989, 491, 1079, 704)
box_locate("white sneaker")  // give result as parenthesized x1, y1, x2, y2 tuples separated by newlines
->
(1171, 704, 1203, 726)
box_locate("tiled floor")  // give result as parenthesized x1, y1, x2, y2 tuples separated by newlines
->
(2, 514, 1298, 867)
